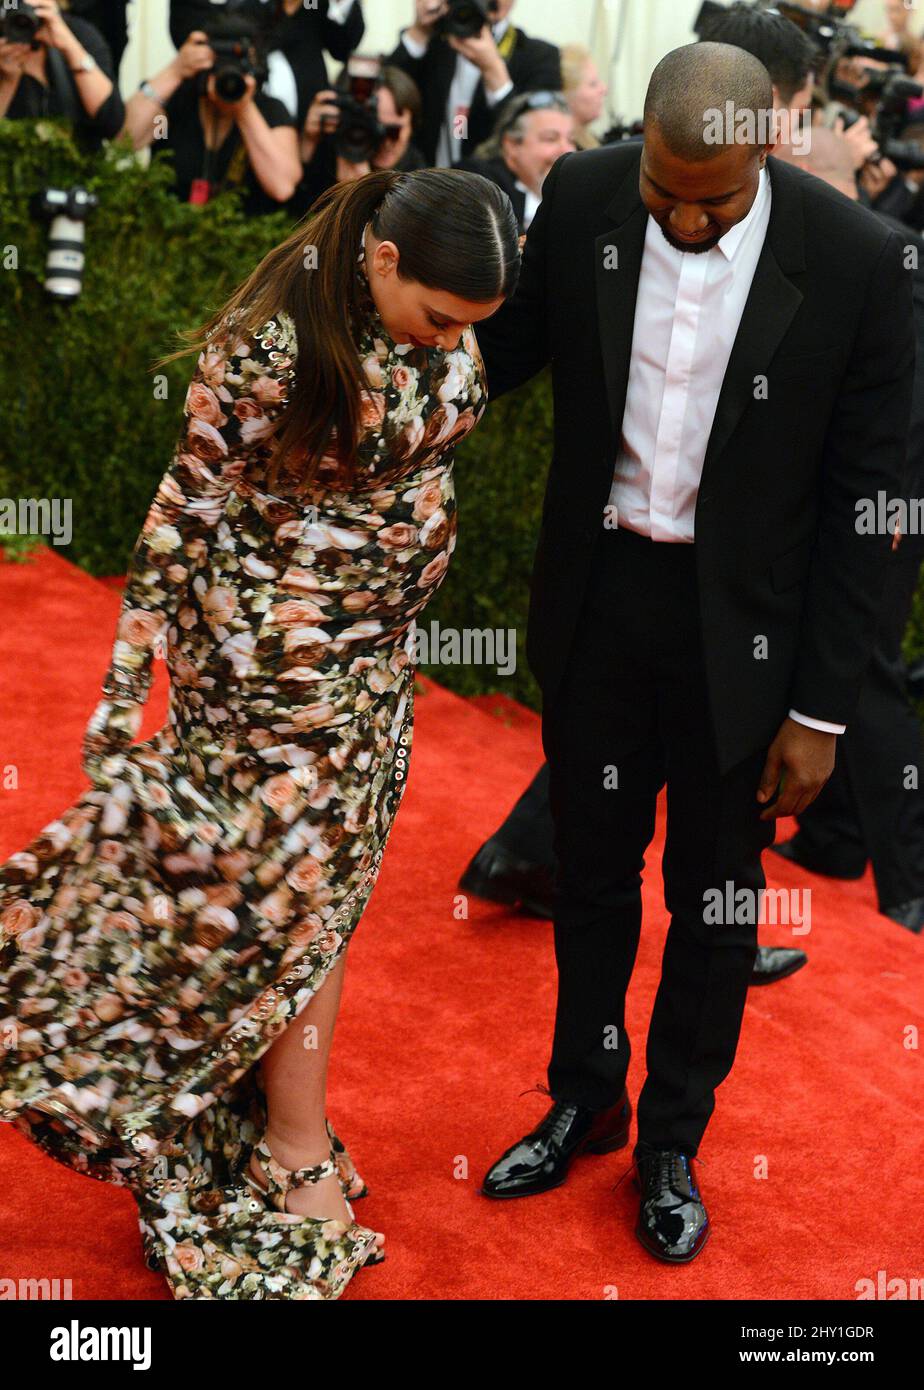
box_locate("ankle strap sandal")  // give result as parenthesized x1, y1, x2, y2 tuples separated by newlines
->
(244, 1136, 385, 1265)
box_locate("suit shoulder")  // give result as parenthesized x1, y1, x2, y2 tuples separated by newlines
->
(772, 157, 897, 259)
(514, 29, 561, 64)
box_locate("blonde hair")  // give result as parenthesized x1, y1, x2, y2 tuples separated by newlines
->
(561, 43, 601, 151)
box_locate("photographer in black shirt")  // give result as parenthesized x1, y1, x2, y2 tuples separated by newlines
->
(0, 0, 124, 149)
(170, 0, 365, 130)
(123, 22, 300, 216)
(290, 62, 427, 218)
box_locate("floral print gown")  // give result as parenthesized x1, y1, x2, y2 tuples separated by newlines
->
(0, 244, 487, 1299)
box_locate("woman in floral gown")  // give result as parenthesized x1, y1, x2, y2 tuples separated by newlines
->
(0, 167, 520, 1299)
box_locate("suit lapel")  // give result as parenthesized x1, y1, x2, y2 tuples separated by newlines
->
(595, 148, 648, 451)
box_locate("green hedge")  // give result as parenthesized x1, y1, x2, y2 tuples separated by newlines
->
(1, 119, 919, 713)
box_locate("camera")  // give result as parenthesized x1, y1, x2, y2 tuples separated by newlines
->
(333, 56, 393, 166)
(435, 0, 501, 42)
(839, 75, 924, 172)
(0, 1, 41, 44)
(197, 15, 267, 104)
(31, 186, 99, 302)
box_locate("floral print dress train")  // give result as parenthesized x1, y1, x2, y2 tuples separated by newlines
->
(0, 251, 487, 1299)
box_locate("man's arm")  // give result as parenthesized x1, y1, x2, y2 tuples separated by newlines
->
(473, 149, 569, 401)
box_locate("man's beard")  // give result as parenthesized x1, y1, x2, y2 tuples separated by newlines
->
(658, 222, 723, 255)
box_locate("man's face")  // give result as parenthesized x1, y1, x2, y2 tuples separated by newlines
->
(640, 123, 771, 254)
(503, 110, 576, 191)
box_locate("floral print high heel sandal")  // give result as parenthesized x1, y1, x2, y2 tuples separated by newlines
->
(245, 1137, 386, 1267)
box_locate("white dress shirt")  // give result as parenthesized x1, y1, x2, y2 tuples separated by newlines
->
(401, 18, 515, 167)
(608, 165, 844, 735)
(515, 177, 541, 229)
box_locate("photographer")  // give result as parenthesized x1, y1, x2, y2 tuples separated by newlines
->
(0, 0, 123, 148)
(389, 0, 561, 167)
(290, 63, 427, 217)
(170, 0, 366, 131)
(122, 25, 301, 216)
(458, 89, 575, 233)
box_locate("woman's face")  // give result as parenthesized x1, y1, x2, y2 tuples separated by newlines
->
(569, 60, 607, 126)
(372, 87, 413, 170)
(362, 229, 505, 351)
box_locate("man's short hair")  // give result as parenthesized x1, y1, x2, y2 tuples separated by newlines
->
(644, 42, 774, 161)
(697, 1, 817, 105)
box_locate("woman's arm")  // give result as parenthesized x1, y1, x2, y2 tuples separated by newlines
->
(235, 95, 301, 204)
(97, 318, 297, 709)
(121, 31, 211, 151)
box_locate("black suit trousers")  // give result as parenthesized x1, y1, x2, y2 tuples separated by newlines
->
(540, 526, 776, 1155)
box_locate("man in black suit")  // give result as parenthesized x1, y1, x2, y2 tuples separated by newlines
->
(388, 0, 561, 167)
(459, 0, 823, 989)
(772, 128, 924, 933)
(473, 43, 914, 1262)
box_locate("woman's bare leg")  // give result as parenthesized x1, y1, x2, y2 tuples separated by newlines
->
(250, 951, 380, 1241)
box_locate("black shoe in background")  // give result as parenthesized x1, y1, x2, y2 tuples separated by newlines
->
(459, 840, 557, 919)
(480, 1090, 632, 1199)
(771, 835, 866, 880)
(881, 895, 924, 932)
(633, 1142, 710, 1263)
(750, 945, 808, 985)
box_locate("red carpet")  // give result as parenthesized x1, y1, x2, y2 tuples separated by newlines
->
(1, 546, 921, 1300)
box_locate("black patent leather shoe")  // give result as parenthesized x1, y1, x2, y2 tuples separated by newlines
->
(459, 840, 556, 919)
(771, 836, 866, 880)
(480, 1090, 632, 1199)
(750, 944, 808, 985)
(633, 1143, 709, 1263)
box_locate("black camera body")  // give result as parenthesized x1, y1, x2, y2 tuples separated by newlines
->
(0, 2, 41, 44)
(435, 0, 500, 42)
(197, 16, 268, 104)
(333, 56, 391, 165)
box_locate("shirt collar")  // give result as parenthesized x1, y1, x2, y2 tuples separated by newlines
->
(493, 17, 511, 42)
(715, 162, 770, 262)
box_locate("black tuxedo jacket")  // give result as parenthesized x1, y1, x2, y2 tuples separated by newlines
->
(473, 143, 916, 774)
(387, 26, 561, 167)
(457, 153, 528, 231)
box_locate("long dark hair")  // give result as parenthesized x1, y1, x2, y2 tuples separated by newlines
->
(156, 168, 521, 491)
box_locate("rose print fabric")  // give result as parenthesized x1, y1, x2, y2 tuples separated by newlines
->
(0, 249, 488, 1299)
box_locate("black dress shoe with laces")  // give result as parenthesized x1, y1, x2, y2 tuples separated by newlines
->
(459, 841, 557, 919)
(633, 1143, 710, 1263)
(480, 1090, 632, 1199)
(750, 944, 808, 985)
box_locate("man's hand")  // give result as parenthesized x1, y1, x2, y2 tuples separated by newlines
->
(447, 25, 509, 90)
(756, 716, 836, 821)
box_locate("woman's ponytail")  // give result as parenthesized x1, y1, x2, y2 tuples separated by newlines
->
(154, 164, 518, 494)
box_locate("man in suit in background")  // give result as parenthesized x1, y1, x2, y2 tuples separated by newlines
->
(458, 89, 576, 235)
(472, 43, 914, 1262)
(772, 128, 924, 934)
(388, 0, 561, 167)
